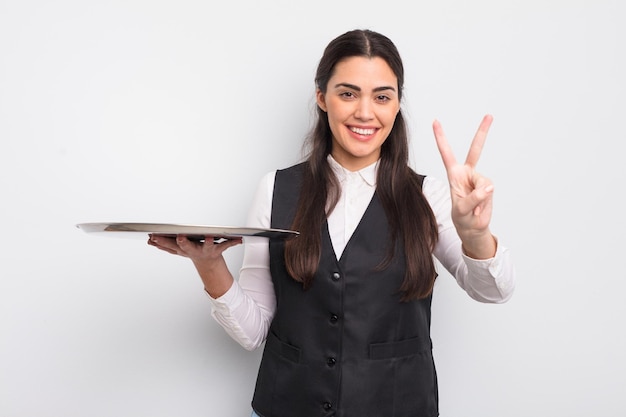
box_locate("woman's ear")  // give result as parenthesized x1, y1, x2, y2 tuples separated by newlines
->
(316, 89, 327, 112)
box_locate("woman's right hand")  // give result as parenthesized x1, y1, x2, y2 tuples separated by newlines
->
(148, 234, 242, 298)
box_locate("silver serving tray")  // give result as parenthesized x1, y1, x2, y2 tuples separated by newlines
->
(76, 222, 299, 241)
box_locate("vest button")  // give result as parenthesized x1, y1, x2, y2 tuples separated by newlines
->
(323, 402, 333, 410)
(329, 314, 338, 323)
(327, 357, 336, 367)
(331, 272, 341, 281)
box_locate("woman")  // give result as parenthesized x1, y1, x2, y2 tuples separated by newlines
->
(149, 29, 515, 417)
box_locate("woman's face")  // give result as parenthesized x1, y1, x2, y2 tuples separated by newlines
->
(317, 56, 400, 171)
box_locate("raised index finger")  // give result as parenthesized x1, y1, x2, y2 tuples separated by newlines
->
(465, 114, 493, 167)
(432, 119, 458, 172)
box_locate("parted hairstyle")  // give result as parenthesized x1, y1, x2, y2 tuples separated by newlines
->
(284, 29, 439, 301)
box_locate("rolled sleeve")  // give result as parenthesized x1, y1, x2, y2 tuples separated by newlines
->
(461, 242, 516, 303)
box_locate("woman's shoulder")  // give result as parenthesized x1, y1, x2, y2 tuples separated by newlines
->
(256, 161, 308, 194)
(407, 166, 444, 190)
(421, 174, 444, 189)
(276, 161, 308, 174)
(419, 175, 450, 211)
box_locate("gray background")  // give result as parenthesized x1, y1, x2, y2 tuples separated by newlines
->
(1, 0, 624, 416)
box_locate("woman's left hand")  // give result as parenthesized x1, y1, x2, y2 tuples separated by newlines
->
(432, 114, 497, 259)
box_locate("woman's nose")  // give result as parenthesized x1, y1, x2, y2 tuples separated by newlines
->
(354, 99, 374, 121)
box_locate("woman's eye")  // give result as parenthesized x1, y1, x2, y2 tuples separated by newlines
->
(376, 95, 390, 102)
(340, 91, 355, 98)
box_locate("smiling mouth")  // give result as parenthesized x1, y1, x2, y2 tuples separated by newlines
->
(350, 126, 376, 135)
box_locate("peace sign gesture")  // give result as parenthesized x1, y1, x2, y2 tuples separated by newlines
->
(433, 114, 497, 259)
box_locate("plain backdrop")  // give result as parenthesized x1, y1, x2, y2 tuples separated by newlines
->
(1, 0, 624, 416)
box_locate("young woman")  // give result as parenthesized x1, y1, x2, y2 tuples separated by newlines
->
(149, 29, 515, 417)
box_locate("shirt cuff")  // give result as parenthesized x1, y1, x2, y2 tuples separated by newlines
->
(462, 242, 515, 301)
(462, 248, 502, 278)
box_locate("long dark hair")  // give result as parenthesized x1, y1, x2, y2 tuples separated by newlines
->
(285, 29, 439, 301)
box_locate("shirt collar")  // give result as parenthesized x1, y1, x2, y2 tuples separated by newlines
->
(327, 155, 378, 187)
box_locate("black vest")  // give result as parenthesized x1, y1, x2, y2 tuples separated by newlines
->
(252, 163, 438, 417)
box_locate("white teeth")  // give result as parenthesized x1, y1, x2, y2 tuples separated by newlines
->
(351, 127, 375, 135)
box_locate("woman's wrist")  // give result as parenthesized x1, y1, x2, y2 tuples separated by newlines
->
(193, 257, 234, 298)
(460, 231, 497, 260)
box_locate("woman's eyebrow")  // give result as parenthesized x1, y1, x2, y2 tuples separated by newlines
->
(333, 82, 396, 93)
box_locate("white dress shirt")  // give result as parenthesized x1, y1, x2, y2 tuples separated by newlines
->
(209, 157, 516, 351)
